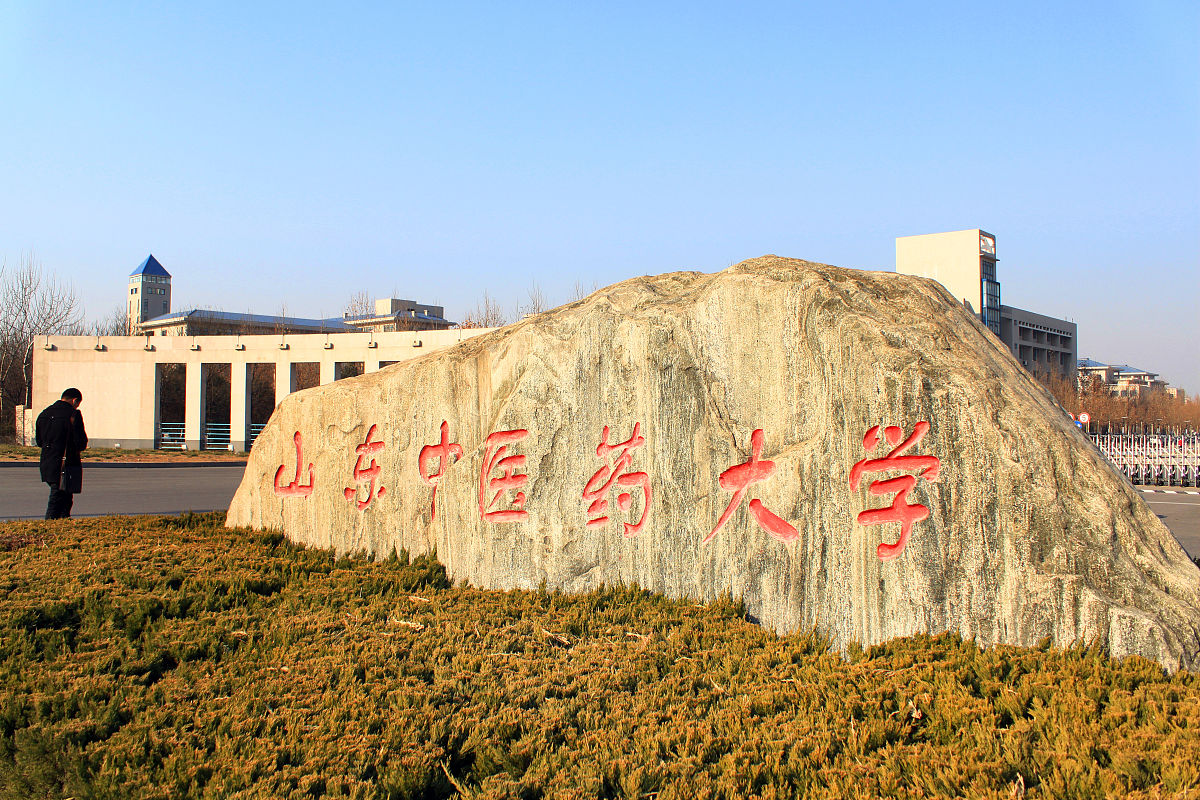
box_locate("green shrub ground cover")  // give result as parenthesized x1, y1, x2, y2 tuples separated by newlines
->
(1, 513, 1198, 799)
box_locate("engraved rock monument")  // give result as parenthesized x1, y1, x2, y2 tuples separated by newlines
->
(227, 257, 1200, 670)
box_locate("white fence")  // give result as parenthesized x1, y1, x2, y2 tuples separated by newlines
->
(1089, 433, 1199, 486)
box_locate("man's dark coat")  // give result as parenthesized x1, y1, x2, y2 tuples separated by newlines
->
(35, 400, 88, 493)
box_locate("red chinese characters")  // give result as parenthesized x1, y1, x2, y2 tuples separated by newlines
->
(479, 429, 529, 523)
(849, 421, 941, 561)
(343, 424, 387, 510)
(418, 421, 462, 521)
(706, 429, 798, 544)
(274, 431, 314, 498)
(582, 423, 652, 536)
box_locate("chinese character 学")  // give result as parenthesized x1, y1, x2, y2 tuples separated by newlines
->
(344, 424, 387, 510)
(849, 421, 941, 561)
(479, 429, 529, 523)
(582, 423, 652, 536)
(418, 421, 462, 521)
(706, 428, 798, 544)
(274, 431, 314, 498)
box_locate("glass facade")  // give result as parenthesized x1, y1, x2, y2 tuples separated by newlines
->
(980, 256, 1000, 335)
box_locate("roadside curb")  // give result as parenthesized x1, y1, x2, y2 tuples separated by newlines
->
(1137, 487, 1200, 495)
(0, 461, 247, 469)
(0, 509, 227, 521)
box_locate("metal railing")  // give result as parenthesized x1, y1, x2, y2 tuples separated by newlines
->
(202, 422, 231, 451)
(248, 423, 267, 450)
(1089, 433, 1198, 487)
(157, 422, 186, 450)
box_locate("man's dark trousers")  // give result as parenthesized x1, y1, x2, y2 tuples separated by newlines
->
(46, 486, 73, 519)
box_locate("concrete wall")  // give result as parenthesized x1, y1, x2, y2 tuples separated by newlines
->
(31, 328, 494, 451)
(13, 405, 35, 446)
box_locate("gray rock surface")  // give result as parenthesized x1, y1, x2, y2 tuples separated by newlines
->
(227, 257, 1200, 670)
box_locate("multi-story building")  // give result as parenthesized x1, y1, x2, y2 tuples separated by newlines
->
(1000, 305, 1077, 379)
(127, 254, 173, 333)
(1078, 359, 1171, 397)
(342, 298, 453, 332)
(896, 229, 1077, 379)
(897, 229, 1002, 335)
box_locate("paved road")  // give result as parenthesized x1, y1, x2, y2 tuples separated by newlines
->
(0, 464, 246, 520)
(1137, 487, 1200, 560)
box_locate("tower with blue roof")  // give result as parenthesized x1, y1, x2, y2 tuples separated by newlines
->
(127, 254, 172, 333)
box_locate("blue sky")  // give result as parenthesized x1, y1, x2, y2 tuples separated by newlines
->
(2, 1, 1197, 393)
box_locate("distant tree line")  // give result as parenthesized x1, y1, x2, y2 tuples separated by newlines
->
(1037, 372, 1199, 432)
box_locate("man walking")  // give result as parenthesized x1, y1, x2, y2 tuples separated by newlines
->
(35, 388, 88, 519)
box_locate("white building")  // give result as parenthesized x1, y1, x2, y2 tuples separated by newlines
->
(24, 329, 492, 451)
(1078, 359, 1179, 397)
(897, 229, 1077, 379)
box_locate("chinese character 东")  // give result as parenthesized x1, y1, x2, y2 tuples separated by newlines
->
(343, 424, 387, 510)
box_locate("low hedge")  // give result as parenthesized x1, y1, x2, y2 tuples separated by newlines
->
(1, 513, 1197, 799)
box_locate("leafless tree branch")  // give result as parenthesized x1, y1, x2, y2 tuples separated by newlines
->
(0, 254, 84, 432)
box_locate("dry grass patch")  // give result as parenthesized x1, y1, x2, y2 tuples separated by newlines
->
(1, 513, 1198, 799)
(0, 444, 247, 463)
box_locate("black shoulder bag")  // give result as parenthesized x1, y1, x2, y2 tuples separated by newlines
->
(58, 412, 74, 491)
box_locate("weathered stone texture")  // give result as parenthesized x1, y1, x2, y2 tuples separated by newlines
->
(227, 257, 1200, 670)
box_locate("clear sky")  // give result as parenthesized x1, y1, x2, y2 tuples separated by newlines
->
(2, 1, 1197, 394)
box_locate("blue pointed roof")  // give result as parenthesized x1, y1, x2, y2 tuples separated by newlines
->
(130, 254, 170, 278)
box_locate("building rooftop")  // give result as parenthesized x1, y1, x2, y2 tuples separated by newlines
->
(141, 308, 355, 331)
(1078, 359, 1157, 378)
(130, 254, 171, 278)
(343, 310, 454, 327)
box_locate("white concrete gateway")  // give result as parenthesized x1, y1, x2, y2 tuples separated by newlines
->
(27, 329, 493, 452)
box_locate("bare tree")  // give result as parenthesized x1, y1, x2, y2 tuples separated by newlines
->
(1033, 369, 1200, 431)
(570, 279, 598, 302)
(344, 290, 372, 319)
(518, 282, 548, 318)
(273, 303, 291, 336)
(87, 304, 131, 336)
(0, 255, 84, 436)
(458, 291, 508, 329)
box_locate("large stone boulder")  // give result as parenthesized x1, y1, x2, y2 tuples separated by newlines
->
(227, 256, 1200, 670)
